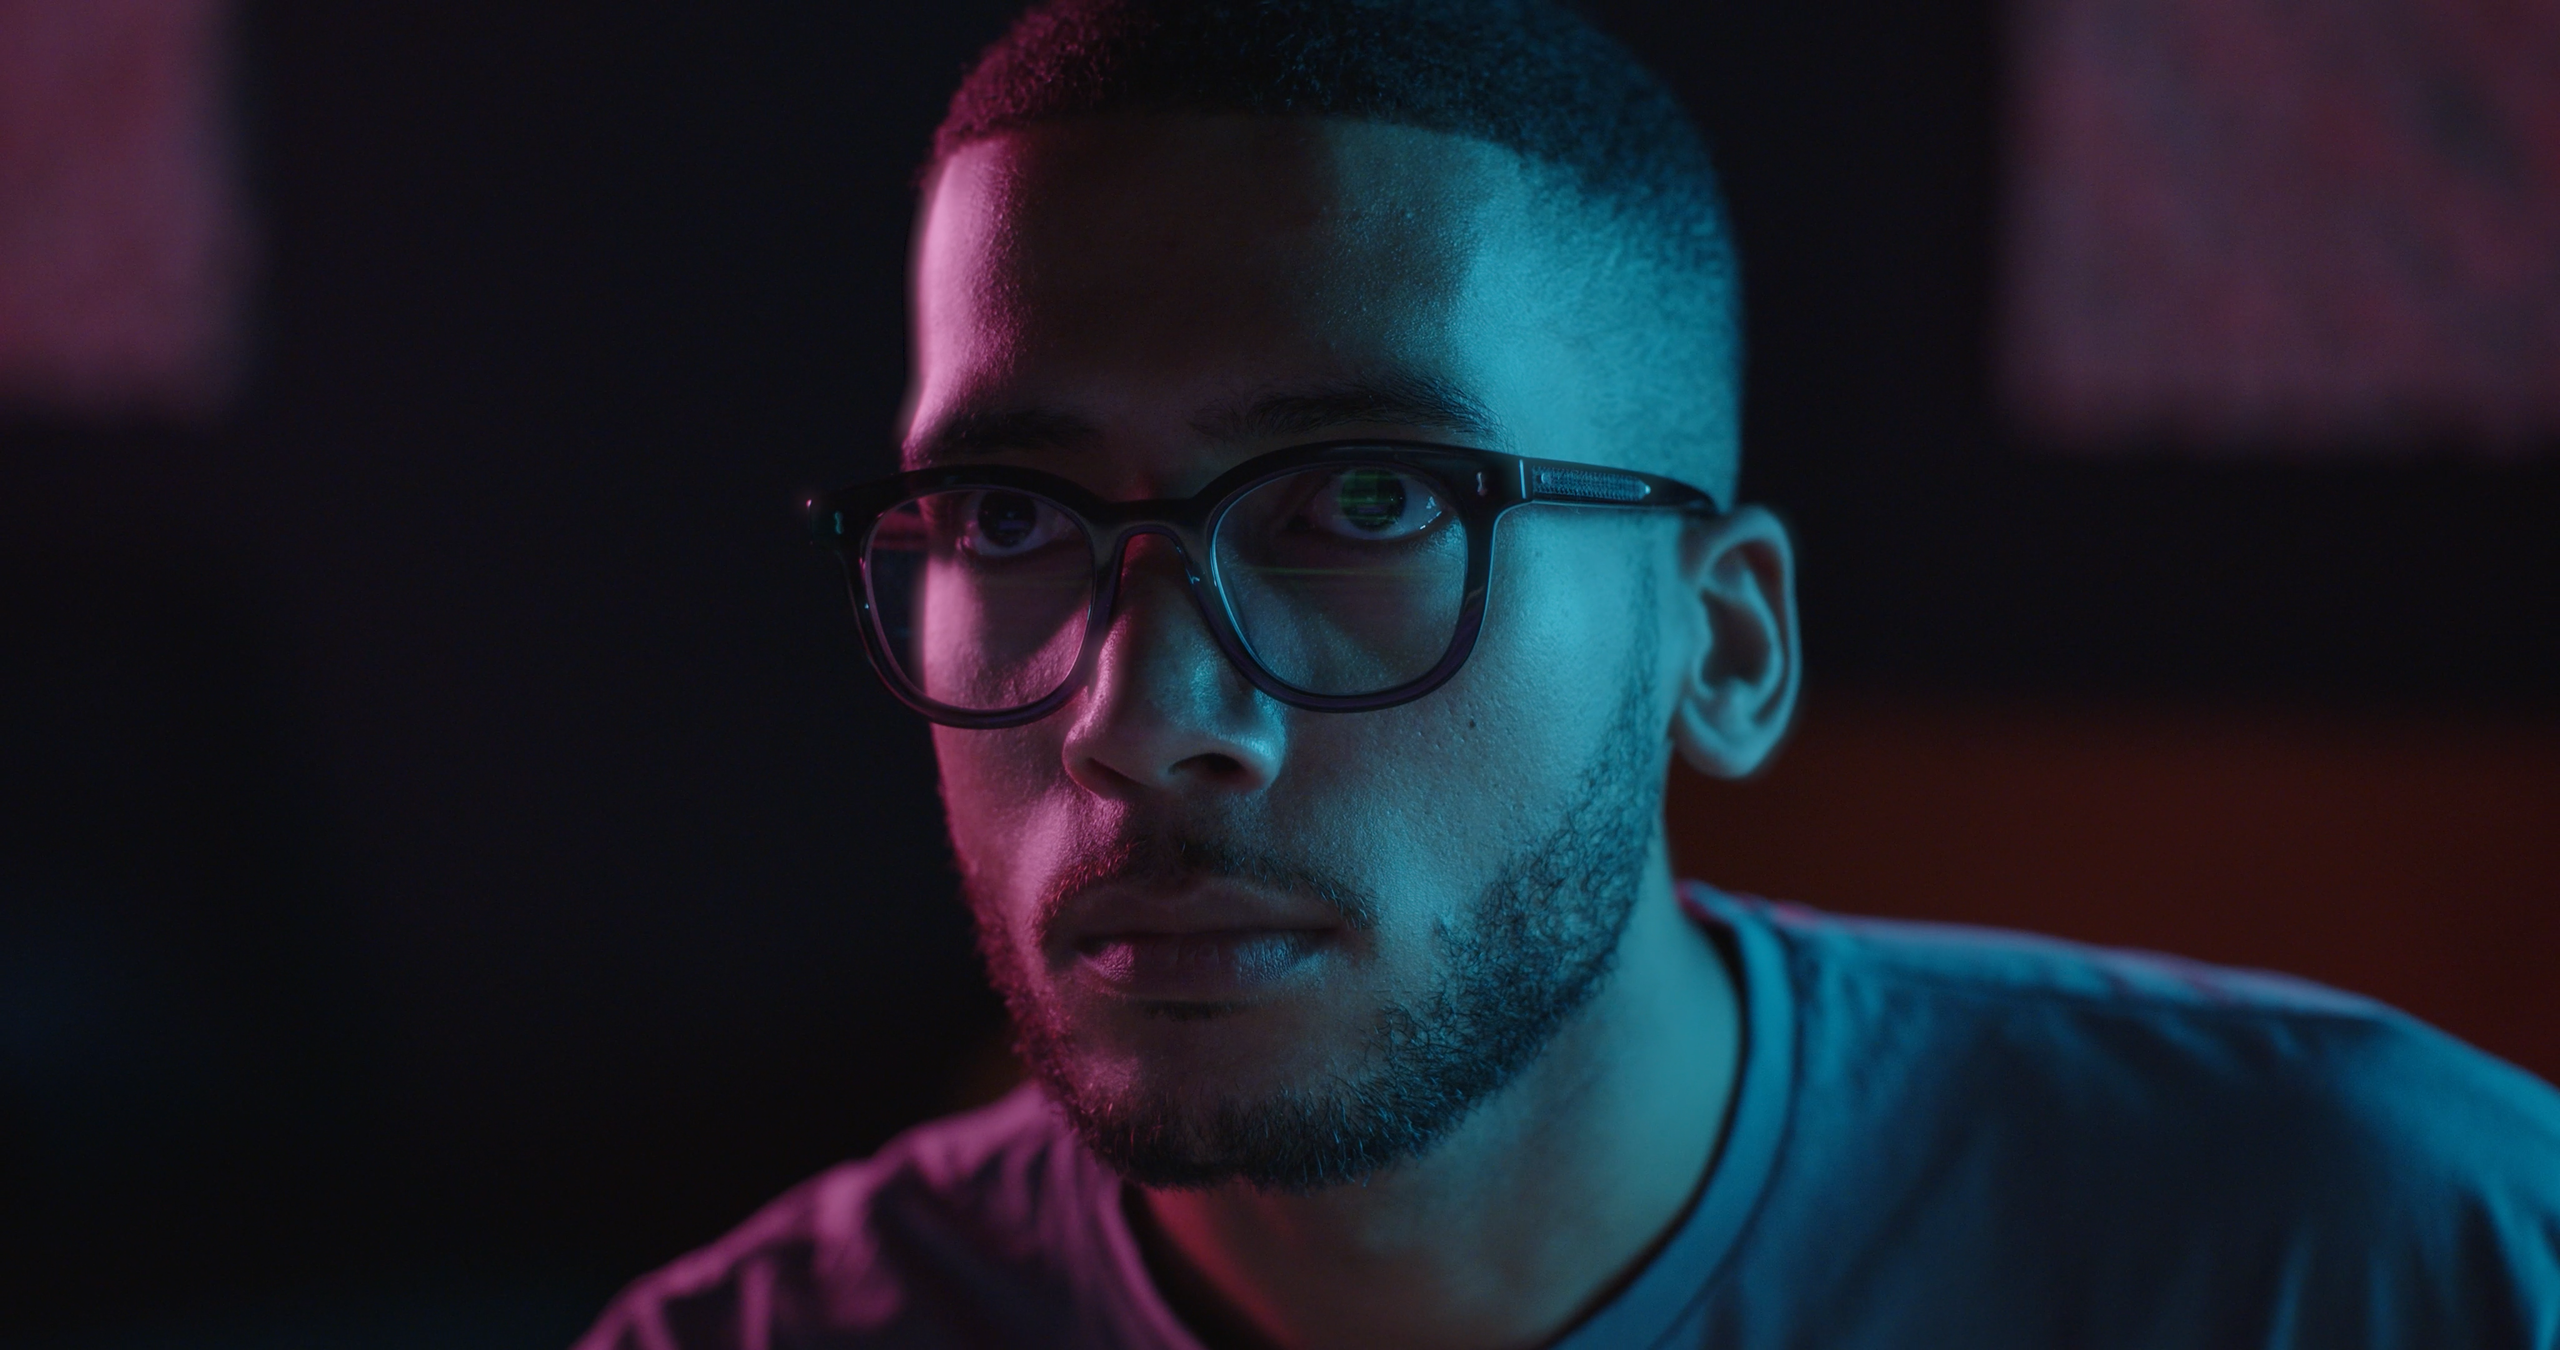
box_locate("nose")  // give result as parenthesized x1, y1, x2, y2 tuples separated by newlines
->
(1061, 532, 1284, 798)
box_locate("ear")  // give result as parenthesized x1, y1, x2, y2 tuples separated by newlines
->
(1668, 505, 1800, 779)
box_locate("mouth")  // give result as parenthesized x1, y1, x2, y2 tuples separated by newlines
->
(1072, 927, 1337, 1002)
(1054, 880, 1348, 1004)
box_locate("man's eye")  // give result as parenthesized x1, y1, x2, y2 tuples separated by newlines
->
(959, 491, 1071, 558)
(1302, 469, 1443, 541)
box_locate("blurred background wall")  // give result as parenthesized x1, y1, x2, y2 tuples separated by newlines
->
(1, 1, 2551, 1345)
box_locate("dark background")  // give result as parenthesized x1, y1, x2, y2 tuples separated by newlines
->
(4, 2, 2552, 1345)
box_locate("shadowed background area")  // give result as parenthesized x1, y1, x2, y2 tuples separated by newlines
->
(2, 1, 2552, 1345)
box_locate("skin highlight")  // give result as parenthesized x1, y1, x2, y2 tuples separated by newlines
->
(908, 115, 1799, 1350)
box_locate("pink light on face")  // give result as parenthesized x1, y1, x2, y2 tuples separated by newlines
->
(0, 0, 247, 421)
(1999, 0, 2560, 453)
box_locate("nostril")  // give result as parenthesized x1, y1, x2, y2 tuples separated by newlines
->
(1173, 751, 1249, 782)
(1073, 753, 1145, 796)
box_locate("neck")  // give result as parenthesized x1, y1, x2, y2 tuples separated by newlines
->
(1128, 843, 1742, 1350)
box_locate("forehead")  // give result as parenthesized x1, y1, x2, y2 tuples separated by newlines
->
(906, 116, 1589, 485)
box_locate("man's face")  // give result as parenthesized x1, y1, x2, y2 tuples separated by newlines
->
(908, 116, 1685, 1189)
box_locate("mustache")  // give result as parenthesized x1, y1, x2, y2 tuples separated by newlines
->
(1035, 827, 1382, 938)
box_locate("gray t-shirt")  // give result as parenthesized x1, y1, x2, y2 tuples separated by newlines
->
(579, 887, 2560, 1348)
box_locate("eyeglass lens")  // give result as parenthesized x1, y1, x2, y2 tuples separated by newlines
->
(1213, 465, 1467, 696)
(863, 463, 1471, 713)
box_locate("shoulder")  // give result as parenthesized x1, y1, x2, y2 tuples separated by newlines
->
(574, 1083, 1101, 1350)
(1751, 895, 2388, 1021)
(1719, 893, 2560, 1340)
(1751, 895, 2560, 1172)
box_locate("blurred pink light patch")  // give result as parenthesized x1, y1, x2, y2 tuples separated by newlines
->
(1999, 0, 2560, 453)
(0, 0, 247, 421)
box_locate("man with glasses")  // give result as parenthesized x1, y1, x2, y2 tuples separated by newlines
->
(582, 2, 2560, 1346)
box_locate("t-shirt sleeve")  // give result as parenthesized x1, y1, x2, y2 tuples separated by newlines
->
(2268, 1017, 2560, 1347)
(567, 1085, 1149, 1350)
(1741, 899, 2560, 1349)
(571, 1167, 892, 1350)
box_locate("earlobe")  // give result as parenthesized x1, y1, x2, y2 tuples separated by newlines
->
(1669, 506, 1800, 780)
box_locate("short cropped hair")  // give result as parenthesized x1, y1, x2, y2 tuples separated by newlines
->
(930, 0, 1744, 496)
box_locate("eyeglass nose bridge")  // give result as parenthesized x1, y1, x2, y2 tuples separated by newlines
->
(1070, 517, 1275, 704)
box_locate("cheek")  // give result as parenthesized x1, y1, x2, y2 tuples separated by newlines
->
(1421, 525, 1648, 800)
(1272, 551, 1638, 892)
(933, 725, 1072, 905)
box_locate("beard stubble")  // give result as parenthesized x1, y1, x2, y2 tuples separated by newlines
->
(964, 618, 1665, 1194)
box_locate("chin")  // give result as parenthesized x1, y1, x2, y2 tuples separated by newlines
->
(1058, 987, 1361, 1097)
(1020, 979, 1482, 1193)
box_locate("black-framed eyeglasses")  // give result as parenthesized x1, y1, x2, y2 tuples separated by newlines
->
(807, 440, 1722, 729)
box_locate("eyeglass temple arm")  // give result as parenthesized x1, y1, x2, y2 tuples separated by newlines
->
(1518, 459, 1722, 513)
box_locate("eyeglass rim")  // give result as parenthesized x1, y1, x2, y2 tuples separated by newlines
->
(807, 439, 1723, 729)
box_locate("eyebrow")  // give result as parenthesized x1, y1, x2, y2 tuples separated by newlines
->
(903, 370, 1502, 470)
(903, 406, 1104, 469)
(1190, 371, 1503, 446)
